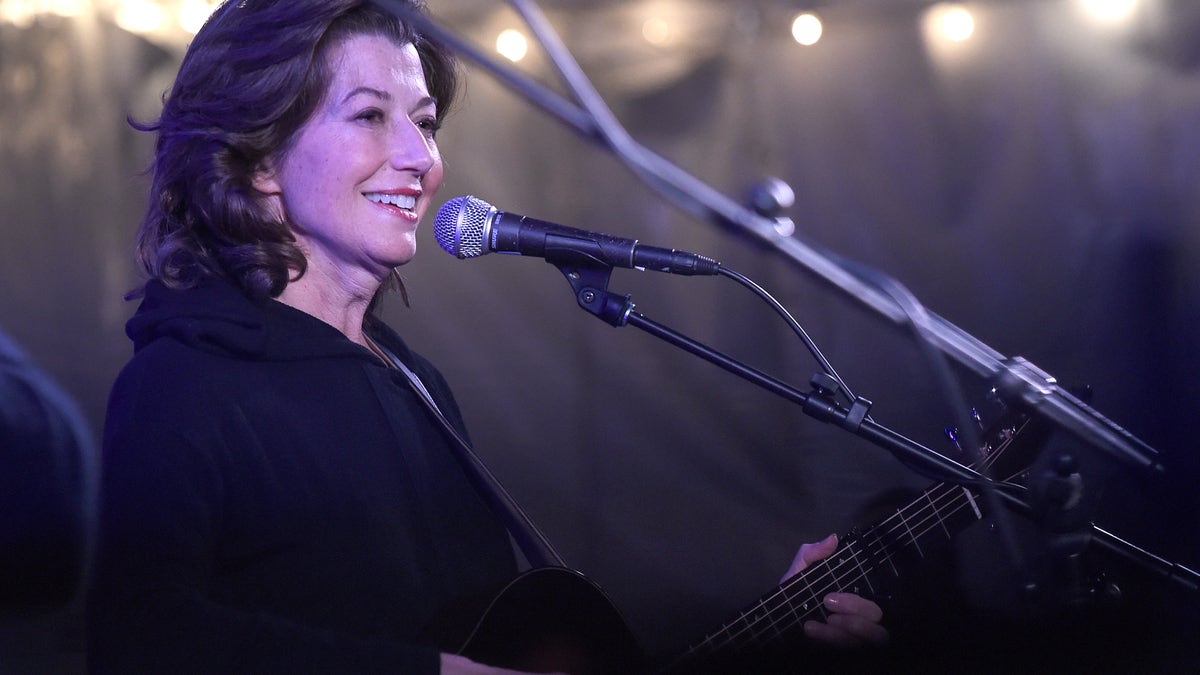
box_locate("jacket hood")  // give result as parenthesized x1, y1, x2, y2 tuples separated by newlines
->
(126, 277, 373, 363)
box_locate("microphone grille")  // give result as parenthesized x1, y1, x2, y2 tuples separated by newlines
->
(433, 195, 492, 259)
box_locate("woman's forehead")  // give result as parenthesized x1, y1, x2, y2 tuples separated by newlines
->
(324, 35, 426, 95)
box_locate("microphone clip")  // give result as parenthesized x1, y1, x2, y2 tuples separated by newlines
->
(555, 260, 634, 328)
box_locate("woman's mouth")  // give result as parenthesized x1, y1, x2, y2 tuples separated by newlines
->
(365, 192, 417, 210)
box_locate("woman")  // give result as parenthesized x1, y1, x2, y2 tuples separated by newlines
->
(88, 1, 884, 673)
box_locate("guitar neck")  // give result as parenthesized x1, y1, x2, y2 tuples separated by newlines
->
(667, 410, 1040, 672)
(671, 480, 986, 669)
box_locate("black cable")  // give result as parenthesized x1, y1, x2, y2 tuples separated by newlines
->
(717, 265, 862, 413)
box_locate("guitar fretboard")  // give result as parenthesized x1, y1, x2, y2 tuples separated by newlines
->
(668, 417, 1029, 670)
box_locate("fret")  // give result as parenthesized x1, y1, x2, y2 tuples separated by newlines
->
(738, 608, 767, 646)
(757, 595, 791, 645)
(762, 615, 786, 644)
(806, 559, 832, 621)
(742, 616, 769, 648)
(926, 483, 985, 538)
(963, 486, 983, 520)
(703, 621, 738, 654)
(860, 526, 900, 577)
(844, 543, 875, 596)
(924, 489, 953, 540)
(775, 582, 807, 634)
(895, 505, 925, 558)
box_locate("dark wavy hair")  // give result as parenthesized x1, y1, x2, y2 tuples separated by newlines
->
(131, 0, 458, 300)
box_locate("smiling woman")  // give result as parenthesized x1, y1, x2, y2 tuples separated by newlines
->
(126, 0, 456, 304)
(84, 2, 529, 674)
(250, 36, 445, 339)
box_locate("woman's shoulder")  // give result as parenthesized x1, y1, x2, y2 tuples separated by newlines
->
(105, 334, 263, 438)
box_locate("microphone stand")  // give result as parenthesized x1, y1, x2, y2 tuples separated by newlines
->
(562, 261, 1010, 493)
(556, 257, 1200, 598)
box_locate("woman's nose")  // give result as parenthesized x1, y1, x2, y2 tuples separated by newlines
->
(389, 119, 436, 176)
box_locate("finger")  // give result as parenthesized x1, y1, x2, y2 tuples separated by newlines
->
(825, 592, 884, 623)
(824, 612, 890, 645)
(803, 614, 890, 648)
(783, 534, 838, 579)
(801, 533, 838, 566)
(803, 619, 860, 648)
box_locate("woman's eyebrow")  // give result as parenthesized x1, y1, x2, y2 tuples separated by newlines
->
(339, 88, 437, 113)
(340, 86, 391, 104)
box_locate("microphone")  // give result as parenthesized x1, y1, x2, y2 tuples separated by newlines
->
(433, 195, 721, 276)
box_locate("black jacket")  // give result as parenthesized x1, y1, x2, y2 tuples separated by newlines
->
(88, 276, 517, 673)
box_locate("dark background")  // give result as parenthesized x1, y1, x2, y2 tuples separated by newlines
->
(2, 0, 1198, 668)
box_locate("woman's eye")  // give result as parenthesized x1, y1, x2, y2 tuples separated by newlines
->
(416, 117, 441, 138)
(420, 117, 444, 136)
(356, 109, 384, 122)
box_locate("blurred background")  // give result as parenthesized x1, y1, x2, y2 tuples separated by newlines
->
(2, 0, 1198, 669)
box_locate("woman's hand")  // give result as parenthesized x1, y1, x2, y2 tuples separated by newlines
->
(783, 534, 889, 647)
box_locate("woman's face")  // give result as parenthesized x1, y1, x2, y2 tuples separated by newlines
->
(255, 33, 444, 289)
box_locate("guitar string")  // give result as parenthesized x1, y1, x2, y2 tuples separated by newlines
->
(770, 483, 978, 637)
(684, 421, 1027, 657)
(744, 467, 1007, 644)
(711, 480, 978, 650)
(703, 455, 1019, 653)
(751, 418, 1029, 637)
(692, 483, 980, 656)
(680, 480, 973, 656)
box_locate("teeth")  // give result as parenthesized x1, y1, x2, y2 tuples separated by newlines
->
(366, 193, 416, 209)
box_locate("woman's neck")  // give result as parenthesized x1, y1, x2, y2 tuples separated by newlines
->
(276, 270, 378, 347)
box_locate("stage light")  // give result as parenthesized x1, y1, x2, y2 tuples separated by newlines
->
(1, 0, 86, 26)
(51, 0, 84, 16)
(1078, 0, 1140, 25)
(928, 3, 975, 43)
(496, 28, 528, 63)
(113, 0, 163, 34)
(921, 2, 981, 66)
(0, 0, 38, 26)
(178, 0, 218, 35)
(790, 12, 822, 46)
(642, 16, 672, 46)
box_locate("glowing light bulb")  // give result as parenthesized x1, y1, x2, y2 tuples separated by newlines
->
(790, 13, 822, 46)
(0, 0, 85, 25)
(1079, 0, 1139, 24)
(642, 16, 672, 46)
(48, 0, 86, 17)
(179, 0, 220, 35)
(114, 0, 164, 34)
(496, 28, 528, 63)
(932, 4, 975, 43)
(0, 0, 39, 27)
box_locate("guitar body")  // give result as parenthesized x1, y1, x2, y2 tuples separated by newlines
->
(446, 567, 646, 675)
